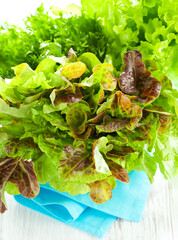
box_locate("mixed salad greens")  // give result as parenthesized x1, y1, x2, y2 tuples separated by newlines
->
(0, 4, 107, 79)
(0, 48, 177, 213)
(81, 0, 178, 84)
(0, 0, 178, 213)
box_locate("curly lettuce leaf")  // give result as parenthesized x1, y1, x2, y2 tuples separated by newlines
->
(81, 0, 177, 81)
(0, 4, 108, 79)
(110, 91, 142, 118)
(51, 87, 82, 106)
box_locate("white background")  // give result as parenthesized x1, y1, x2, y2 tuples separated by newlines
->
(0, 0, 81, 25)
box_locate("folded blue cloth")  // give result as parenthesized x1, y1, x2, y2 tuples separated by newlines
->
(14, 171, 151, 238)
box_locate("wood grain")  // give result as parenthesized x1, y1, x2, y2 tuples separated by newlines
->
(0, 172, 178, 240)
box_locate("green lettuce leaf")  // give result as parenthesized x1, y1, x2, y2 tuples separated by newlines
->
(79, 52, 101, 72)
(4, 182, 20, 195)
(35, 58, 56, 77)
(81, 0, 177, 81)
(154, 119, 178, 179)
(34, 154, 58, 184)
(50, 175, 90, 195)
(92, 137, 112, 174)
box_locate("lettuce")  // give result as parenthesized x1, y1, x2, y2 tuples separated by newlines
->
(0, 156, 39, 213)
(154, 119, 178, 179)
(119, 50, 162, 105)
(0, 4, 108, 79)
(0, 48, 177, 212)
(81, 0, 178, 85)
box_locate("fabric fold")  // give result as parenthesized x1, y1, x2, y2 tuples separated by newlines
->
(41, 171, 151, 221)
(14, 195, 116, 238)
(33, 187, 87, 221)
(14, 171, 151, 238)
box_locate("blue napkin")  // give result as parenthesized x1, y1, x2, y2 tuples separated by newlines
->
(14, 171, 151, 238)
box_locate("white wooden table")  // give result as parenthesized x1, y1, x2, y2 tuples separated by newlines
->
(0, 172, 178, 240)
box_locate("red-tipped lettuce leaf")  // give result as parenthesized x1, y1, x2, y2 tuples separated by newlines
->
(106, 160, 129, 183)
(50, 87, 82, 106)
(88, 179, 112, 204)
(111, 91, 142, 118)
(158, 114, 172, 134)
(119, 50, 162, 105)
(68, 48, 77, 62)
(144, 105, 174, 116)
(59, 145, 110, 183)
(57, 87, 82, 104)
(0, 156, 39, 213)
(92, 63, 117, 91)
(88, 111, 106, 124)
(0, 191, 7, 214)
(96, 118, 130, 133)
(97, 91, 142, 131)
(9, 160, 39, 198)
